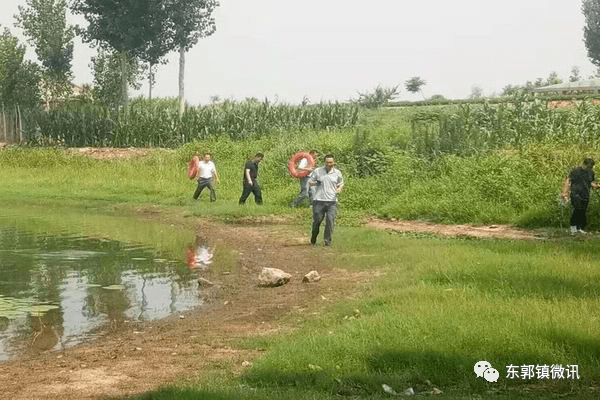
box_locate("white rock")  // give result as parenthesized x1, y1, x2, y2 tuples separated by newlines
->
(401, 387, 415, 396)
(198, 277, 215, 287)
(382, 384, 399, 395)
(258, 267, 291, 287)
(302, 270, 321, 283)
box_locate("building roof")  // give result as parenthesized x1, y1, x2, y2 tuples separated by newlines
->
(532, 79, 600, 93)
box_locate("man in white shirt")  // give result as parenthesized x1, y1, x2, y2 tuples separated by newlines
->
(290, 150, 319, 207)
(193, 153, 219, 202)
(308, 154, 344, 246)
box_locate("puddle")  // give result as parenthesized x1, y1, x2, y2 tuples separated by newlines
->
(0, 211, 227, 362)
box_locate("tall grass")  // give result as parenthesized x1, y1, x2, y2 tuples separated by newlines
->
(2, 132, 600, 229)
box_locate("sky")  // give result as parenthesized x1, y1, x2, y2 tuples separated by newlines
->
(0, 0, 597, 105)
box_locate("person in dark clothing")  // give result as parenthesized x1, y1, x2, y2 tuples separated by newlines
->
(561, 158, 600, 234)
(239, 153, 264, 205)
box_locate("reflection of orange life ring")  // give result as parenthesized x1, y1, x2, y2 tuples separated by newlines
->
(187, 156, 199, 179)
(288, 152, 315, 178)
(186, 246, 195, 267)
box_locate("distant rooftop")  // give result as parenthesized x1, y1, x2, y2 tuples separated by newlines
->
(532, 79, 600, 94)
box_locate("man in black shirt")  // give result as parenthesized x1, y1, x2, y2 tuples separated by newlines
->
(239, 153, 264, 205)
(562, 158, 600, 234)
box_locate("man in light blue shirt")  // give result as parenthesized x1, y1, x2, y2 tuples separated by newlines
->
(308, 154, 344, 246)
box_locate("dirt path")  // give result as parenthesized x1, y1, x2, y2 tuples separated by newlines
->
(365, 218, 546, 240)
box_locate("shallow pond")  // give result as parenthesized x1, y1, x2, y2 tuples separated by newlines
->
(0, 206, 223, 362)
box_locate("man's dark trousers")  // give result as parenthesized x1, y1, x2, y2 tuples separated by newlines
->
(311, 200, 337, 246)
(291, 176, 311, 207)
(239, 181, 263, 204)
(193, 178, 216, 201)
(570, 193, 590, 229)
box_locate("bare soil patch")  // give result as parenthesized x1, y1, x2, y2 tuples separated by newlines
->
(365, 217, 545, 240)
(68, 147, 159, 159)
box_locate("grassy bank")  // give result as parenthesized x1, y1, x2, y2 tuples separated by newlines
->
(134, 227, 600, 399)
(2, 115, 600, 229)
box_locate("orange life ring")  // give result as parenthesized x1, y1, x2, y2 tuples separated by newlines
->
(188, 156, 199, 179)
(288, 152, 315, 178)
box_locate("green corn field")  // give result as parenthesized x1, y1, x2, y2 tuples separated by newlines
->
(18, 99, 360, 147)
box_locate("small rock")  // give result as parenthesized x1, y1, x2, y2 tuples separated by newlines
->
(432, 387, 443, 395)
(258, 267, 291, 287)
(224, 300, 230, 305)
(308, 364, 322, 371)
(402, 387, 415, 396)
(198, 277, 215, 287)
(242, 361, 252, 367)
(302, 270, 321, 283)
(382, 384, 399, 395)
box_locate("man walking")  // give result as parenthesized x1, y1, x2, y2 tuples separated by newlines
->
(239, 153, 264, 205)
(193, 152, 219, 201)
(290, 150, 319, 207)
(562, 158, 600, 234)
(308, 154, 344, 246)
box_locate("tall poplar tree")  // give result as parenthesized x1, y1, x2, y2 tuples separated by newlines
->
(165, 0, 218, 114)
(72, 0, 171, 106)
(0, 28, 41, 108)
(583, 0, 600, 67)
(15, 0, 75, 108)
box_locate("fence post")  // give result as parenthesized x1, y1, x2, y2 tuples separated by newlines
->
(17, 104, 23, 144)
(1, 103, 6, 143)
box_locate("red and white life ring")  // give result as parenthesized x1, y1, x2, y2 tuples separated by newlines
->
(288, 152, 315, 178)
(187, 156, 200, 179)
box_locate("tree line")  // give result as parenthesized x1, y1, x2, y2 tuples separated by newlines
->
(0, 0, 218, 113)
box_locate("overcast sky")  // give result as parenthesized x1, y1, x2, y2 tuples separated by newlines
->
(0, 0, 597, 105)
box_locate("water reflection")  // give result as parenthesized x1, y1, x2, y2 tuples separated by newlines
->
(186, 236, 214, 272)
(0, 228, 210, 362)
